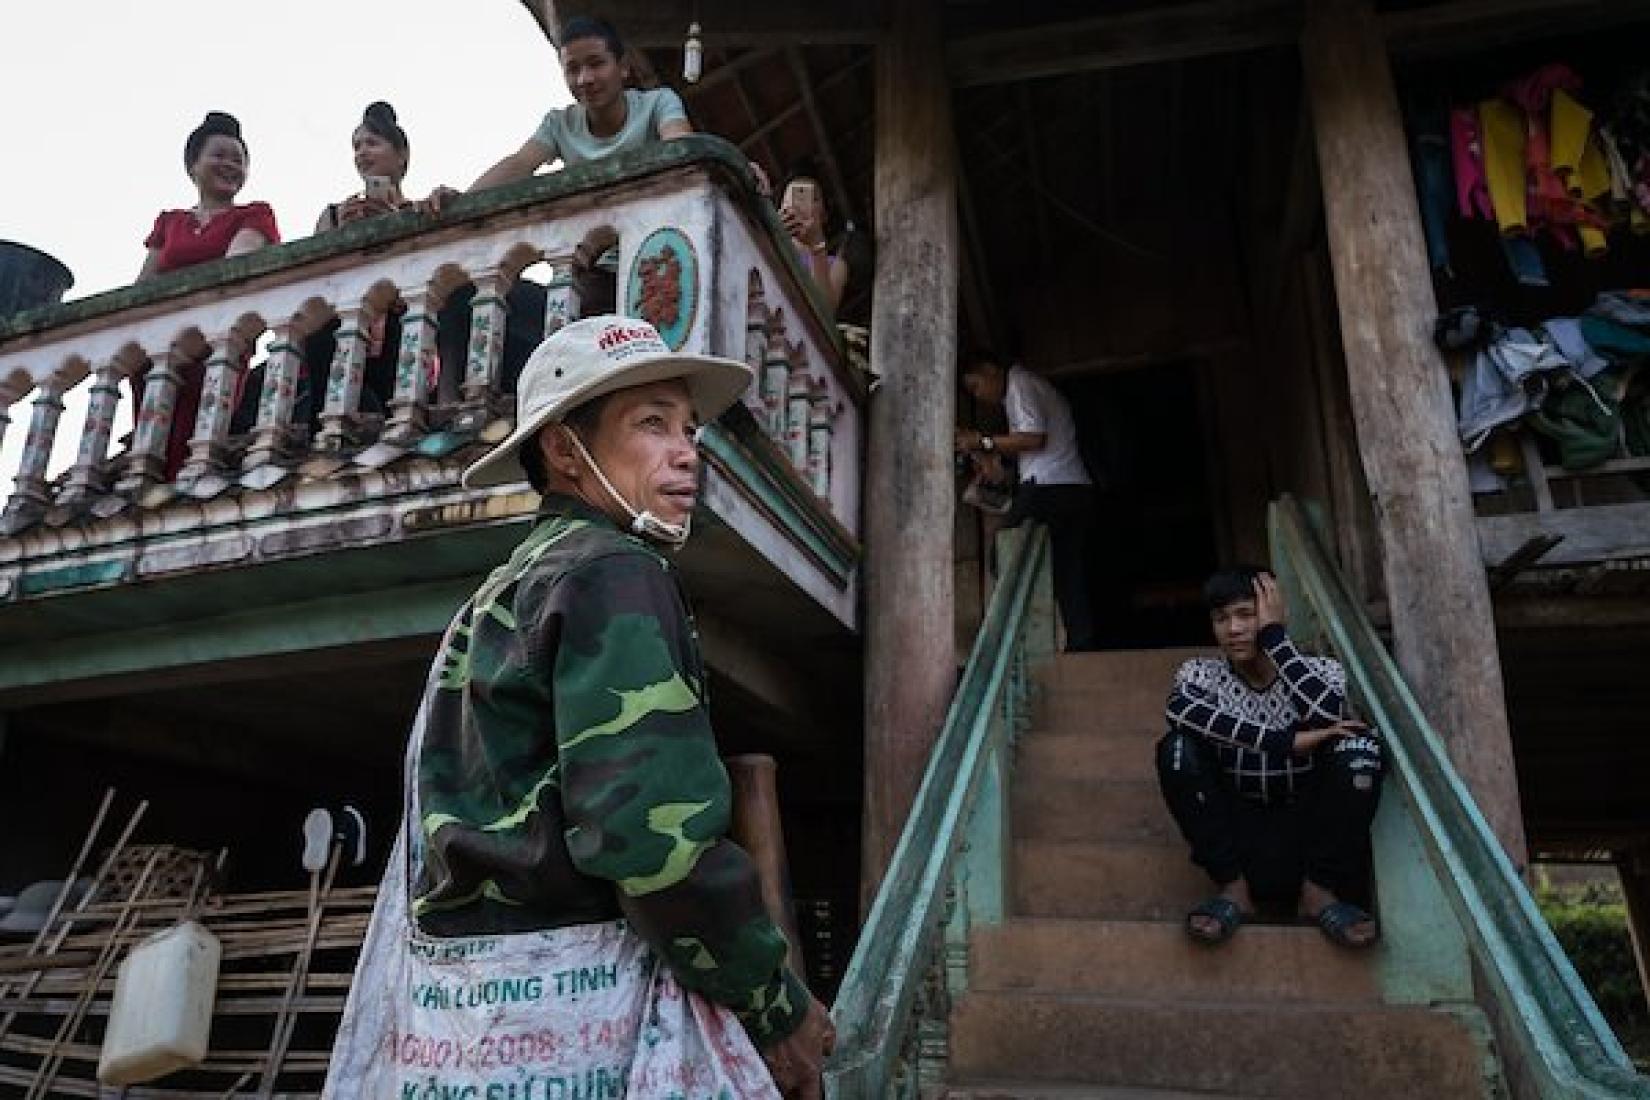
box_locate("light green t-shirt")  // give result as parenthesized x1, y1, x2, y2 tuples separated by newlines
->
(531, 87, 688, 167)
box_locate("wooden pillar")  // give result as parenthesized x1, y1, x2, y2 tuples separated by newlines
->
(1303, 0, 1528, 864)
(1619, 849, 1650, 1022)
(863, 0, 959, 898)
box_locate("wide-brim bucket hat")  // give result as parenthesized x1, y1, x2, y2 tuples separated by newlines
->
(462, 315, 753, 490)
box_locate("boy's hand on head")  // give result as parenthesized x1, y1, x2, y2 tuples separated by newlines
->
(1253, 573, 1287, 630)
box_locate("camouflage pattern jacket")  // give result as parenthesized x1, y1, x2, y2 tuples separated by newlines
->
(412, 494, 807, 1046)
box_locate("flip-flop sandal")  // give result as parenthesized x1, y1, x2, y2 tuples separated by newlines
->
(1314, 900, 1380, 949)
(1185, 896, 1244, 945)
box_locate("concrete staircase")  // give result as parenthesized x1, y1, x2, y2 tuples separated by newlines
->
(943, 649, 1496, 1099)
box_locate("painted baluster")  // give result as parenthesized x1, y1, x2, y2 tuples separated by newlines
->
(807, 378, 833, 499)
(544, 268, 576, 337)
(785, 350, 810, 472)
(118, 350, 188, 491)
(178, 333, 248, 480)
(317, 305, 370, 450)
(762, 311, 790, 439)
(386, 290, 438, 438)
(59, 361, 127, 502)
(244, 327, 305, 468)
(462, 269, 508, 406)
(5, 378, 68, 512)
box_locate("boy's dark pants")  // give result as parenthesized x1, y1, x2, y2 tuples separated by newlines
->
(1155, 729, 1384, 904)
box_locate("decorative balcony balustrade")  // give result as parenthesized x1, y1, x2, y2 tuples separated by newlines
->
(0, 138, 863, 624)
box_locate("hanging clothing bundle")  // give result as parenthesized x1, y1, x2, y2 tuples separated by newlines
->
(1427, 63, 1650, 283)
(1454, 290, 1650, 471)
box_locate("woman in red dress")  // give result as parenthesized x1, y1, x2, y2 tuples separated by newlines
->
(134, 112, 280, 478)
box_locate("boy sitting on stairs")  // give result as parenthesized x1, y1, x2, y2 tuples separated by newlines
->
(1156, 566, 1384, 949)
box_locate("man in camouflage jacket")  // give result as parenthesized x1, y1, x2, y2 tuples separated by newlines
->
(420, 315, 833, 1094)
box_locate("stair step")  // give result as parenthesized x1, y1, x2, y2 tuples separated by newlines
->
(1033, 650, 1206, 734)
(1035, 695, 1166, 739)
(1017, 730, 1158, 782)
(949, 994, 1489, 1098)
(947, 1084, 1262, 1100)
(970, 918, 1378, 1003)
(1012, 778, 1176, 843)
(1043, 648, 1210, 689)
(1014, 839, 1206, 921)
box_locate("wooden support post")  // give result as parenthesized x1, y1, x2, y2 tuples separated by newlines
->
(1303, 0, 1528, 864)
(1617, 849, 1650, 1022)
(863, 0, 959, 899)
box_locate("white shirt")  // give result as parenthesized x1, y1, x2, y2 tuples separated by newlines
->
(1005, 365, 1091, 487)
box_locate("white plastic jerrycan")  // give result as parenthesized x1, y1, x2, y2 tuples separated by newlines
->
(98, 919, 221, 1085)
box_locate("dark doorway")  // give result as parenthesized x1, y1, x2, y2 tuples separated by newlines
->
(1062, 361, 1221, 649)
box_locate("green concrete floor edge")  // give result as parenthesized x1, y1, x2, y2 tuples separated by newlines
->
(0, 577, 472, 700)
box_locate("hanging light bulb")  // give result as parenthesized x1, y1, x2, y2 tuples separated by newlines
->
(684, 21, 703, 84)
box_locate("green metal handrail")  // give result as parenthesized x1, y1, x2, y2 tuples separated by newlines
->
(1269, 495, 1649, 1098)
(824, 524, 1054, 1098)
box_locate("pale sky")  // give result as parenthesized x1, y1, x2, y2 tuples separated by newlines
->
(1, 0, 574, 491)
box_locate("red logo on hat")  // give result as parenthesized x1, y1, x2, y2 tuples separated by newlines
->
(597, 323, 659, 353)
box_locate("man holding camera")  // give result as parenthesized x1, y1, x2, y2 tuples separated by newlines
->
(956, 355, 1099, 652)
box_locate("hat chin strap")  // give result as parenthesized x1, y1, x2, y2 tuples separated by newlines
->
(564, 429, 692, 548)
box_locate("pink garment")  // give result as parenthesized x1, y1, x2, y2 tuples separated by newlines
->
(1451, 107, 1494, 219)
(1502, 62, 1582, 115)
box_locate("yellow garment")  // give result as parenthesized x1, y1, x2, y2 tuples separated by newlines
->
(1577, 135, 1612, 201)
(1480, 98, 1528, 236)
(1551, 88, 1593, 195)
(1577, 135, 1612, 257)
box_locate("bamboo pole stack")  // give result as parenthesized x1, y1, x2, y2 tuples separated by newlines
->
(0, 792, 375, 1098)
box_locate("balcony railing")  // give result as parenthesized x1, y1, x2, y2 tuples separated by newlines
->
(0, 137, 863, 624)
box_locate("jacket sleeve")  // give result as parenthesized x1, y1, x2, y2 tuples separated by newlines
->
(547, 551, 808, 1047)
(1165, 661, 1297, 756)
(1257, 623, 1347, 723)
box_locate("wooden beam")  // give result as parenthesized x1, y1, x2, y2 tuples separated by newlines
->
(1488, 534, 1565, 591)
(946, 0, 1300, 89)
(1383, 0, 1650, 58)
(532, 0, 882, 48)
(1304, 0, 1528, 865)
(1475, 501, 1650, 568)
(863, 0, 959, 902)
(786, 47, 858, 228)
(956, 163, 1003, 352)
(691, 46, 778, 94)
(1016, 83, 1053, 262)
(1494, 593, 1650, 631)
(728, 65, 785, 183)
(738, 56, 872, 155)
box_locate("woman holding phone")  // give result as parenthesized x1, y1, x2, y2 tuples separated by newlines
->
(302, 101, 544, 420)
(314, 101, 412, 232)
(779, 162, 849, 314)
